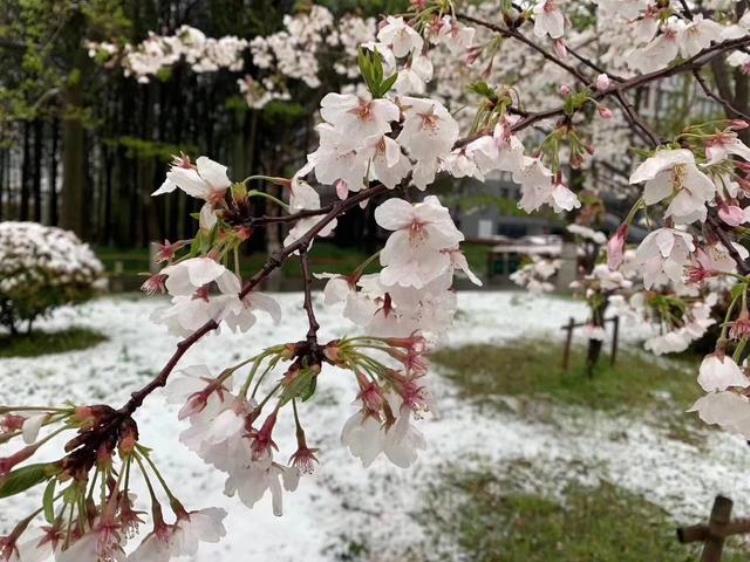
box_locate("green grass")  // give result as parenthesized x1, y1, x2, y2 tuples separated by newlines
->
(431, 340, 705, 444)
(417, 466, 747, 562)
(0, 328, 108, 358)
(432, 340, 702, 413)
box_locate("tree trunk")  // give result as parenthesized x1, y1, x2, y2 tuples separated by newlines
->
(49, 118, 59, 225)
(61, 77, 87, 237)
(32, 119, 43, 223)
(20, 121, 31, 220)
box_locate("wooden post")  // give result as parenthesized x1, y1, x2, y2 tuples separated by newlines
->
(701, 496, 733, 562)
(610, 316, 620, 366)
(562, 317, 575, 372)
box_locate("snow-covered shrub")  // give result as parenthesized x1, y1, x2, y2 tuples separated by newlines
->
(0, 222, 104, 334)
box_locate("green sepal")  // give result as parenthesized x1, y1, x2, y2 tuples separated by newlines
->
(43, 478, 57, 523)
(0, 463, 57, 499)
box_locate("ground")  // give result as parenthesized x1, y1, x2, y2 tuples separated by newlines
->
(1, 291, 750, 561)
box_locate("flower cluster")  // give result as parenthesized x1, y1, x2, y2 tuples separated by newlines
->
(86, 25, 247, 83)
(0, 222, 104, 335)
(0, 404, 227, 562)
(8, 0, 750, 557)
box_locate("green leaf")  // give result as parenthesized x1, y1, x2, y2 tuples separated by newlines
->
(469, 81, 498, 102)
(0, 463, 55, 499)
(378, 73, 399, 98)
(279, 368, 318, 406)
(300, 375, 317, 402)
(43, 478, 56, 523)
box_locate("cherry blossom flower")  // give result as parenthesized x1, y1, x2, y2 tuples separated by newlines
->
(433, 16, 476, 54)
(320, 93, 399, 140)
(697, 354, 750, 392)
(630, 24, 680, 73)
(288, 173, 320, 213)
(159, 257, 235, 297)
(516, 158, 555, 213)
(689, 391, 750, 437)
(396, 96, 459, 179)
(677, 15, 723, 58)
(705, 131, 750, 166)
(467, 118, 526, 177)
(629, 149, 715, 224)
(341, 412, 385, 467)
(395, 54, 433, 94)
(367, 135, 411, 189)
(127, 523, 174, 562)
(374, 196, 464, 288)
(377, 16, 423, 58)
(634, 228, 695, 289)
(223, 442, 300, 516)
(56, 516, 124, 562)
(152, 156, 231, 230)
(382, 407, 426, 467)
(533, 0, 565, 39)
(153, 264, 280, 336)
(308, 124, 371, 192)
(171, 508, 227, 556)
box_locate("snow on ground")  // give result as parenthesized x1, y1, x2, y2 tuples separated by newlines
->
(1, 292, 750, 561)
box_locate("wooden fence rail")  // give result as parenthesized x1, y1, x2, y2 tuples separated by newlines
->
(677, 495, 750, 562)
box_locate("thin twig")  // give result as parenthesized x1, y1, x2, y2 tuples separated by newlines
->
(612, 91, 661, 147)
(693, 69, 750, 121)
(708, 214, 750, 275)
(299, 250, 320, 343)
(457, 12, 590, 85)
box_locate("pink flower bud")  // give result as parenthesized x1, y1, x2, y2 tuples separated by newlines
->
(553, 39, 568, 58)
(607, 224, 628, 271)
(718, 202, 747, 227)
(335, 180, 349, 200)
(598, 106, 614, 119)
(730, 120, 750, 131)
(559, 84, 572, 97)
(595, 73, 610, 92)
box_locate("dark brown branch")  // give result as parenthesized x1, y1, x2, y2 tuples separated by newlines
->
(299, 250, 320, 343)
(693, 69, 750, 121)
(457, 12, 590, 85)
(612, 91, 661, 147)
(510, 35, 750, 134)
(708, 214, 750, 275)
(242, 206, 333, 227)
(68, 183, 389, 463)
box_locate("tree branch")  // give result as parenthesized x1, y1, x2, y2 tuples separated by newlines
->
(708, 214, 750, 275)
(693, 69, 750, 121)
(68, 183, 389, 463)
(299, 250, 320, 343)
(456, 12, 591, 85)
(510, 35, 750, 134)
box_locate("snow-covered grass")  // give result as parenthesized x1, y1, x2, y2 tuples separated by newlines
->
(1, 292, 750, 561)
